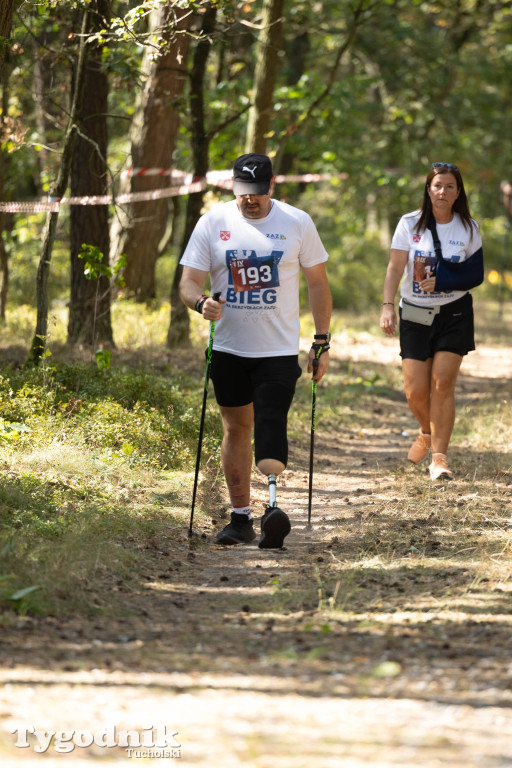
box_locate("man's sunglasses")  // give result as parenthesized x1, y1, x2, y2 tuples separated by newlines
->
(432, 162, 459, 171)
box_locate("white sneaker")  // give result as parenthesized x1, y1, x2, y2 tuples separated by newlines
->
(429, 453, 453, 481)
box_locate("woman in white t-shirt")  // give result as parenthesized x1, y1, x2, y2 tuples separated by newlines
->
(380, 162, 483, 481)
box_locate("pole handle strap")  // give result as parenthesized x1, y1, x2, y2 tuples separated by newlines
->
(311, 342, 330, 359)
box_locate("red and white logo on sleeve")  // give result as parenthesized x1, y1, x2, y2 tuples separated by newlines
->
(220, 231, 230, 241)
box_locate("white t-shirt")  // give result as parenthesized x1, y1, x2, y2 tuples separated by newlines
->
(391, 210, 483, 306)
(180, 198, 329, 357)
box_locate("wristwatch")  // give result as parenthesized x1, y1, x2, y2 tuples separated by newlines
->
(314, 333, 331, 343)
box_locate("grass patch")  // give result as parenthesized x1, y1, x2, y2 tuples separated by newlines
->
(0, 328, 224, 618)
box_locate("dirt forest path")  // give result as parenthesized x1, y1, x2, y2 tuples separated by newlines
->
(1, 330, 512, 767)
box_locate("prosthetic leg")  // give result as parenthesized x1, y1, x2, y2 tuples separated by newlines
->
(253, 378, 296, 549)
(257, 460, 291, 549)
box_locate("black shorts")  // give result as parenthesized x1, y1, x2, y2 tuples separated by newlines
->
(399, 293, 475, 361)
(209, 351, 302, 408)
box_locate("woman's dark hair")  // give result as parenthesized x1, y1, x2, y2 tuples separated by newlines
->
(415, 165, 475, 234)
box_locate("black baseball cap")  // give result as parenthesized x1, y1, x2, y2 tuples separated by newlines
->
(232, 153, 273, 195)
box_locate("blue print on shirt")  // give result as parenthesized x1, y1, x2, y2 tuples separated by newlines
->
(225, 249, 283, 288)
(224, 250, 283, 306)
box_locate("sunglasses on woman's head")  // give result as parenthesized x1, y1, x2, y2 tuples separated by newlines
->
(432, 162, 459, 171)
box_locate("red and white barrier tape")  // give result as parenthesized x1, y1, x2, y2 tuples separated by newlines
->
(122, 168, 341, 184)
(0, 180, 207, 213)
(0, 169, 346, 214)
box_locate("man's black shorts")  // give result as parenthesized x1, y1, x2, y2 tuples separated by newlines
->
(399, 293, 475, 361)
(209, 351, 302, 407)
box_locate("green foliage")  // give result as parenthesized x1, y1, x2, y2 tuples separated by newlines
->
(298, 184, 388, 310)
(78, 244, 126, 286)
(0, 332, 225, 615)
(95, 348, 112, 370)
(4, 212, 73, 308)
(3, 0, 512, 317)
(0, 420, 30, 442)
(0, 360, 219, 469)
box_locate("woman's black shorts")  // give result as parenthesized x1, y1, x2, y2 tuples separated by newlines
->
(209, 351, 302, 407)
(399, 293, 475, 361)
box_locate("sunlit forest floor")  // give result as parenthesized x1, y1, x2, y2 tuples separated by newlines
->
(1, 300, 511, 766)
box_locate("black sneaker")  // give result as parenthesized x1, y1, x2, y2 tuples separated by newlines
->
(215, 513, 256, 545)
(258, 506, 291, 549)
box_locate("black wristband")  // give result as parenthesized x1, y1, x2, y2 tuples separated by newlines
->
(195, 294, 208, 314)
(314, 332, 331, 342)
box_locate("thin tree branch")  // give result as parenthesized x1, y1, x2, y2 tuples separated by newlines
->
(282, 0, 370, 139)
(206, 103, 251, 142)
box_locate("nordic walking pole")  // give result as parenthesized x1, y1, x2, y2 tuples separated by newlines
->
(188, 292, 221, 537)
(307, 357, 319, 530)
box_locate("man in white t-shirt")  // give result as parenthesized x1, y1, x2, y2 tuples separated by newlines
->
(180, 153, 332, 549)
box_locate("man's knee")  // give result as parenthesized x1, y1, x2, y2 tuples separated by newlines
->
(220, 405, 253, 442)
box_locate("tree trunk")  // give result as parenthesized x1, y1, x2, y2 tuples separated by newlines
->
(68, 0, 113, 349)
(32, 53, 49, 198)
(110, 5, 191, 301)
(0, 219, 8, 322)
(27, 11, 90, 365)
(167, 2, 217, 348)
(0, 0, 16, 321)
(0, 1, 16, 48)
(244, 0, 285, 154)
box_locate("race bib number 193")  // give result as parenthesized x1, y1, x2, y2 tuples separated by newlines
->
(230, 254, 279, 292)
